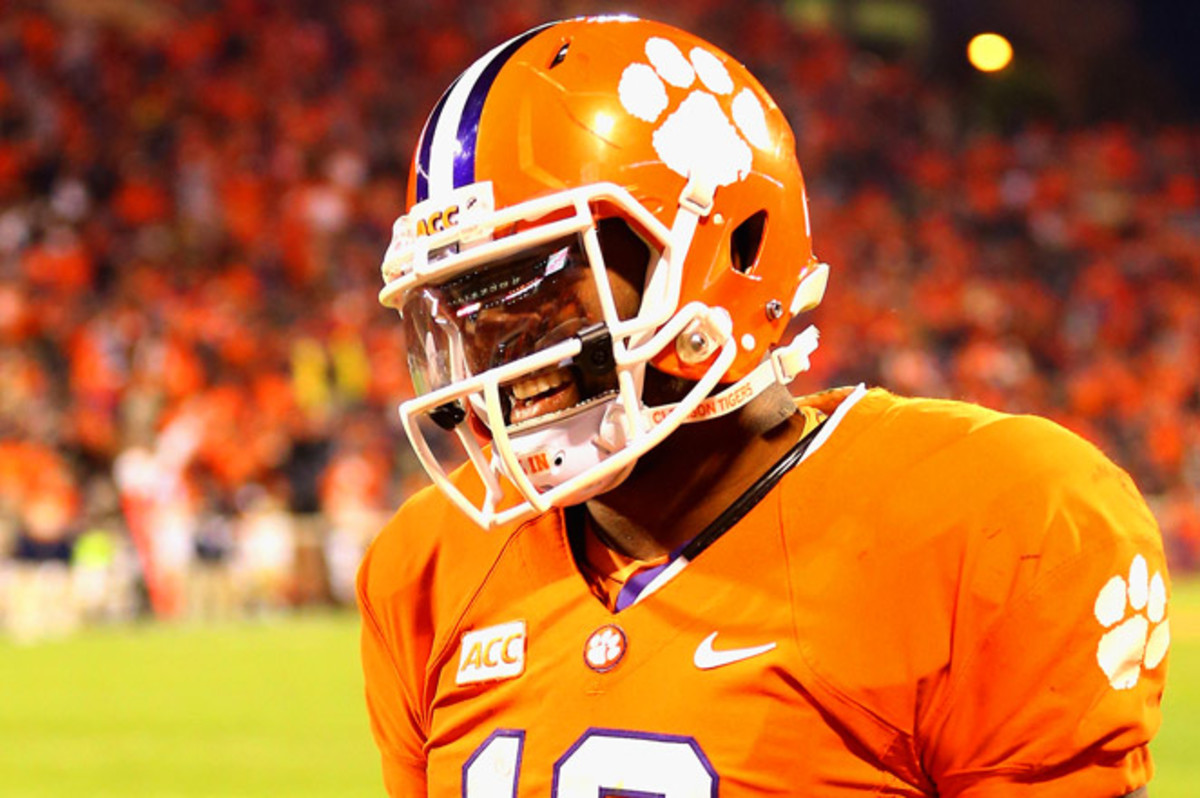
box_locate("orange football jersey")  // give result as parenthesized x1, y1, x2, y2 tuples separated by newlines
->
(358, 387, 1169, 796)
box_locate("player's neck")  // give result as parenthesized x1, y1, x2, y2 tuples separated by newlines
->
(583, 385, 808, 560)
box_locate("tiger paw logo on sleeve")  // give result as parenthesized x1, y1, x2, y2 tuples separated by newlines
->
(1093, 554, 1169, 689)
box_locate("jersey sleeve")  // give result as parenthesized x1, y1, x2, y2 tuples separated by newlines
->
(357, 514, 432, 796)
(920, 417, 1169, 797)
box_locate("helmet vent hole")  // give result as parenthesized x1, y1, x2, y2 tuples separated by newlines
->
(550, 42, 570, 69)
(730, 210, 767, 275)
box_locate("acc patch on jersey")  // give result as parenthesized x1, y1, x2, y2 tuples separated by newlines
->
(456, 620, 527, 685)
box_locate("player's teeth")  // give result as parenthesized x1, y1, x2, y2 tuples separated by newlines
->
(513, 370, 566, 400)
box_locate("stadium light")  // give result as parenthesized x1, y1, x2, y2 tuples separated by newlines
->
(967, 32, 1013, 73)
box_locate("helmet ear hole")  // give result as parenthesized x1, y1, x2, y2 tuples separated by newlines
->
(730, 210, 767, 275)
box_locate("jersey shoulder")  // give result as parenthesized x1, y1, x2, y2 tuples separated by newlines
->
(819, 387, 1101, 468)
(779, 388, 1165, 769)
(358, 464, 520, 617)
(356, 460, 538, 682)
(797, 387, 1152, 543)
(790, 387, 1161, 599)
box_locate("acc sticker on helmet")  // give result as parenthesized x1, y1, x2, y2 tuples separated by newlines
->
(383, 181, 496, 282)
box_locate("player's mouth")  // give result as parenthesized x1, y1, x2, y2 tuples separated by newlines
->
(508, 366, 581, 424)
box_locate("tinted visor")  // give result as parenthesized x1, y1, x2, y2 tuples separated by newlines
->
(402, 235, 607, 396)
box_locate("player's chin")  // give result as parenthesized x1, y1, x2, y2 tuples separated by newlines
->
(641, 366, 701, 406)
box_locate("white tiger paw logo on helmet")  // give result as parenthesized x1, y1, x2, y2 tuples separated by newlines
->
(618, 37, 772, 187)
(1094, 554, 1169, 690)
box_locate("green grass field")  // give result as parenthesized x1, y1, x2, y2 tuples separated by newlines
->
(0, 613, 379, 797)
(1155, 575, 1200, 796)
(2, 581, 1198, 797)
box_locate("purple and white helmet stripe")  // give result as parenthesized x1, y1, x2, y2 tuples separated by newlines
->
(414, 23, 553, 203)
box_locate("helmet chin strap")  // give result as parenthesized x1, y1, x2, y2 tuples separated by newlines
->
(634, 324, 821, 431)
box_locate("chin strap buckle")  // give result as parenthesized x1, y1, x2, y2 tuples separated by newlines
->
(769, 325, 821, 384)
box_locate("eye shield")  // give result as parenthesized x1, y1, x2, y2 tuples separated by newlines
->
(399, 221, 652, 427)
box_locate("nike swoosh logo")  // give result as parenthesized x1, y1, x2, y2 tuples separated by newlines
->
(693, 632, 777, 670)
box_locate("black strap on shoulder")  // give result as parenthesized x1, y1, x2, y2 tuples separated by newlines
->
(677, 419, 827, 562)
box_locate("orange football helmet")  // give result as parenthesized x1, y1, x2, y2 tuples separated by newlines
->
(379, 15, 829, 528)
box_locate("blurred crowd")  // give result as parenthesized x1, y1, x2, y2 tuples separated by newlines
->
(0, 0, 1197, 637)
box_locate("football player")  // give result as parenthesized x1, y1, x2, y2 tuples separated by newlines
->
(359, 16, 1168, 797)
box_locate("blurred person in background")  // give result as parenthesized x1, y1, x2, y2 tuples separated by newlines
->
(232, 480, 296, 615)
(1, 441, 80, 642)
(358, 16, 1168, 797)
(186, 484, 239, 623)
(71, 476, 137, 625)
(319, 421, 391, 606)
